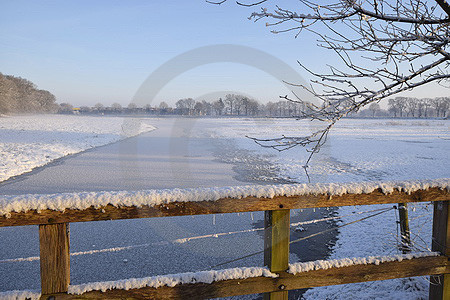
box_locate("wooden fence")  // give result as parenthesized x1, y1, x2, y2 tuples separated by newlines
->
(1, 186, 449, 300)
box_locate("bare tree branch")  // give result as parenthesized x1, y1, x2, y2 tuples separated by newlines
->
(210, 0, 450, 177)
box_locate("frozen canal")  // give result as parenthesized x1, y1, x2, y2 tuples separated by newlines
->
(0, 116, 448, 299)
(0, 117, 332, 298)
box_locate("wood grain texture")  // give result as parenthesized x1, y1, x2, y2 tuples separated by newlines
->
(39, 223, 70, 294)
(429, 201, 449, 300)
(2, 187, 448, 227)
(41, 256, 449, 300)
(264, 210, 290, 300)
(398, 202, 411, 254)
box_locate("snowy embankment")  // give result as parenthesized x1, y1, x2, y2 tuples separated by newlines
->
(1, 118, 448, 299)
(200, 118, 450, 299)
(0, 179, 448, 216)
(0, 252, 438, 300)
(0, 115, 156, 183)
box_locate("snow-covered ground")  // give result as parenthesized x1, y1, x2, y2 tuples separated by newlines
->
(0, 115, 155, 183)
(0, 116, 449, 299)
(200, 117, 450, 299)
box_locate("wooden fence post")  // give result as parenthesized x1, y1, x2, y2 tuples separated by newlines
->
(39, 223, 70, 297)
(429, 201, 449, 300)
(398, 203, 411, 253)
(264, 209, 290, 300)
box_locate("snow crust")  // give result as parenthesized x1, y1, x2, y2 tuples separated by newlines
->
(0, 179, 448, 217)
(1, 118, 449, 299)
(289, 252, 439, 274)
(201, 118, 450, 299)
(0, 115, 155, 183)
(68, 266, 277, 295)
(1, 252, 437, 299)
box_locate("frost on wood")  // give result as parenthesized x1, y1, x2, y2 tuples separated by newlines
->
(68, 267, 278, 295)
(0, 178, 448, 216)
(288, 252, 440, 274)
(0, 253, 439, 298)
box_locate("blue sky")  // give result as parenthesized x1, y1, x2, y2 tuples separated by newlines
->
(1, 1, 447, 107)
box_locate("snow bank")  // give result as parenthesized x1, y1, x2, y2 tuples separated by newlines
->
(68, 266, 277, 295)
(0, 115, 156, 183)
(289, 252, 439, 274)
(0, 179, 448, 217)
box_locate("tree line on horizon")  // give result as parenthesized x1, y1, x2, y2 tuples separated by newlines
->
(1, 73, 448, 118)
(0, 73, 58, 114)
(69, 94, 449, 119)
(360, 97, 449, 118)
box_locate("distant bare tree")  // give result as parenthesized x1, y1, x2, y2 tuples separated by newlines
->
(368, 103, 381, 117)
(93, 103, 104, 111)
(200, 100, 213, 115)
(416, 99, 426, 118)
(247, 98, 260, 115)
(212, 98, 225, 115)
(111, 103, 122, 112)
(194, 101, 204, 115)
(405, 98, 418, 117)
(224, 94, 237, 115)
(58, 103, 73, 114)
(159, 102, 169, 110)
(213, 0, 450, 168)
(432, 96, 450, 117)
(127, 103, 137, 110)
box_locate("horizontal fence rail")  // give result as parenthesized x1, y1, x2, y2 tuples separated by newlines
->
(46, 256, 449, 300)
(1, 186, 448, 227)
(0, 180, 449, 300)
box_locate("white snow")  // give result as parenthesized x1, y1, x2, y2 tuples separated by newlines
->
(0, 266, 276, 299)
(0, 178, 448, 217)
(1, 117, 449, 299)
(0, 115, 156, 183)
(0, 252, 437, 299)
(68, 266, 277, 295)
(199, 118, 450, 299)
(288, 252, 439, 274)
(201, 118, 450, 183)
(0, 290, 40, 300)
(301, 202, 439, 300)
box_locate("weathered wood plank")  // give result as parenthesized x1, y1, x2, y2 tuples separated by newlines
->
(264, 210, 290, 300)
(398, 203, 411, 254)
(2, 187, 448, 227)
(42, 256, 449, 300)
(429, 201, 450, 300)
(39, 223, 70, 295)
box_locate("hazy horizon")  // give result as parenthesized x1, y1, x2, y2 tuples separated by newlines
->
(1, 1, 448, 108)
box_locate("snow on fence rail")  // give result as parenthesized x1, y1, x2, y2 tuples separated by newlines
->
(1, 179, 449, 227)
(0, 179, 449, 299)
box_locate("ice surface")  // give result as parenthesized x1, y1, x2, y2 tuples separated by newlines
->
(0, 115, 155, 183)
(1, 117, 449, 299)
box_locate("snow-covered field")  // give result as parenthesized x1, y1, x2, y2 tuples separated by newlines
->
(200, 117, 450, 299)
(0, 116, 449, 300)
(0, 115, 155, 183)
